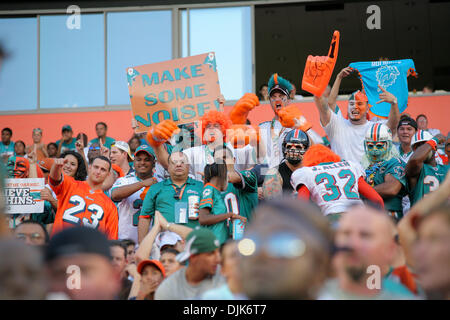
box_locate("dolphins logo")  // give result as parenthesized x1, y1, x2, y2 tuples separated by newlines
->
(127, 68, 140, 87)
(376, 65, 400, 90)
(203, 53, 217, 72)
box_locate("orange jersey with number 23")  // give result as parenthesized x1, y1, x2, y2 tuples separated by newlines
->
(50, 174, 118, 239)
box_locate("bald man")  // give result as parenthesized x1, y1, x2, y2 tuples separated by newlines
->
(319, 205, 417, 299)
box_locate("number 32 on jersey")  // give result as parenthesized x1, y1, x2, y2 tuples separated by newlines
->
(315, 169, 359, 201)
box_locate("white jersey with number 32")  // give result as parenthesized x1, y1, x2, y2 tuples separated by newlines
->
(291, 161, 365, 215)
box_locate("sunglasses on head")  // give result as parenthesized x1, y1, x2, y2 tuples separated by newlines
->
(238, 232, 306, 259)
(89, 146, 101, 151)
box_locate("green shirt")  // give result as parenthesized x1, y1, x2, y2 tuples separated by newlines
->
(89, 137, 116, 149)
(199, 183, 229, 245)
(409, 163, 449, 206)
(140, 177, 203, 229)
(222, 170, 258, 223)
(55, 138, 77, 153)
(365, 158, 407, 214)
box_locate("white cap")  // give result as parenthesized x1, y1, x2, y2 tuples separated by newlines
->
(156, 231, 182, 249)
(112, 141, 134, 161)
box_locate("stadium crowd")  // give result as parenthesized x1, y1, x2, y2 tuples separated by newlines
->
(0, 67, 449, 301)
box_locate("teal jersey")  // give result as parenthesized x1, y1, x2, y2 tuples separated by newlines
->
(31, 201, 55, 225)
(410, 163, 449, 206)
(89, 137, 116, 149)
(222, 170, 258, 223)
(55, 138, 77, 153)
(0, 141, 15, 159)
(199, 183, 229, 245)
(365, 158, 407, 214)
(140, 177, 203, 229)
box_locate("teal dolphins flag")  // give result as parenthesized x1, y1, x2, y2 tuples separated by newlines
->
(349, 59, 417, 118)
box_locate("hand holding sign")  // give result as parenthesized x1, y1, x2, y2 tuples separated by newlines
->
(302, 30, 340, 97)
(376, 85, 398, 105)
(147, 120, 180, 147)
(278, 105, 312, 131)
(229, 93, 260, 125)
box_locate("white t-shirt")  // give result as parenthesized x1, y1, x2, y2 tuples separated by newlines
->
(111, 172, 151, 243)
(183, 144, 255, 181)
(290, 160, 365, 215)
(323, 111, 372, 164)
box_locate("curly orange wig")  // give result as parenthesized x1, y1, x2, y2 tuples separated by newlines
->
(200, 110, 232, 144)
(302, 144, 341, 167)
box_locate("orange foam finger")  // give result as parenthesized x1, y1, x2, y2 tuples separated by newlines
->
(301, 30, 340, 97)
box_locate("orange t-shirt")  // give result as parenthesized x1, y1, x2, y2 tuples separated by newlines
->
(50, 174, 118, 239)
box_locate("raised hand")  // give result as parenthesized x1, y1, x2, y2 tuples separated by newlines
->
(376, 85, 398, 105)
(229, 93, 260, 125)
(99, 140, 110, 158)
(278, 105, 312, 131)
(147, 120, 180, 147)
(75, 139, 84, 153)
(54, 157, 68, 168)
(226, 124, 260, 149)
(302, 30, 340, 97)
(337, 67, 353, 80)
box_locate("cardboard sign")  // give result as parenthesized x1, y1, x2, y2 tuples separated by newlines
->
(127, 52, 222, 133)
(2, 178, 45, 214)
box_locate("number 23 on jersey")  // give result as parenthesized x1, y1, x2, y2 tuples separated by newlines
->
(63, 195, 105, 229)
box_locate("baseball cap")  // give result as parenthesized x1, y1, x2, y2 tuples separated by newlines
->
(45, 226, 112, 262)
(156, 231, 183, 249)
(134, 144, 156, 160)
(33, 128, 43, 134)
(112, 141, 134, 161)
(37, 158, 54, 172)
(62, 125, 72, 132)
(176, 227, 220, 263)
(397, 117, 418, 131)
(137, 259, 166, 278)
(268, 73, 292, 97)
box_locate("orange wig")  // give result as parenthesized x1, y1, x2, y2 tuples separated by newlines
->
(200, 110, 232, 143)
(302, 144, 341, 167)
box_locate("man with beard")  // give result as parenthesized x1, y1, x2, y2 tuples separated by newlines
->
(319, 205, 416, 299)
(278, 129, 310, 193)
(314, 67, 400, 163)
(406, 131, 448, 206)
(363, 123, 408, 221)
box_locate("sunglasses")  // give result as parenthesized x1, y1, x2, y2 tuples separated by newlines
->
(16, 233, 43, 242)
(238, 232, 306, 259)
(89, 146, 101, 151)
(366, 142, 386, 150)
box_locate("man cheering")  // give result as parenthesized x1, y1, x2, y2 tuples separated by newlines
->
(49, 155, 119, 239)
